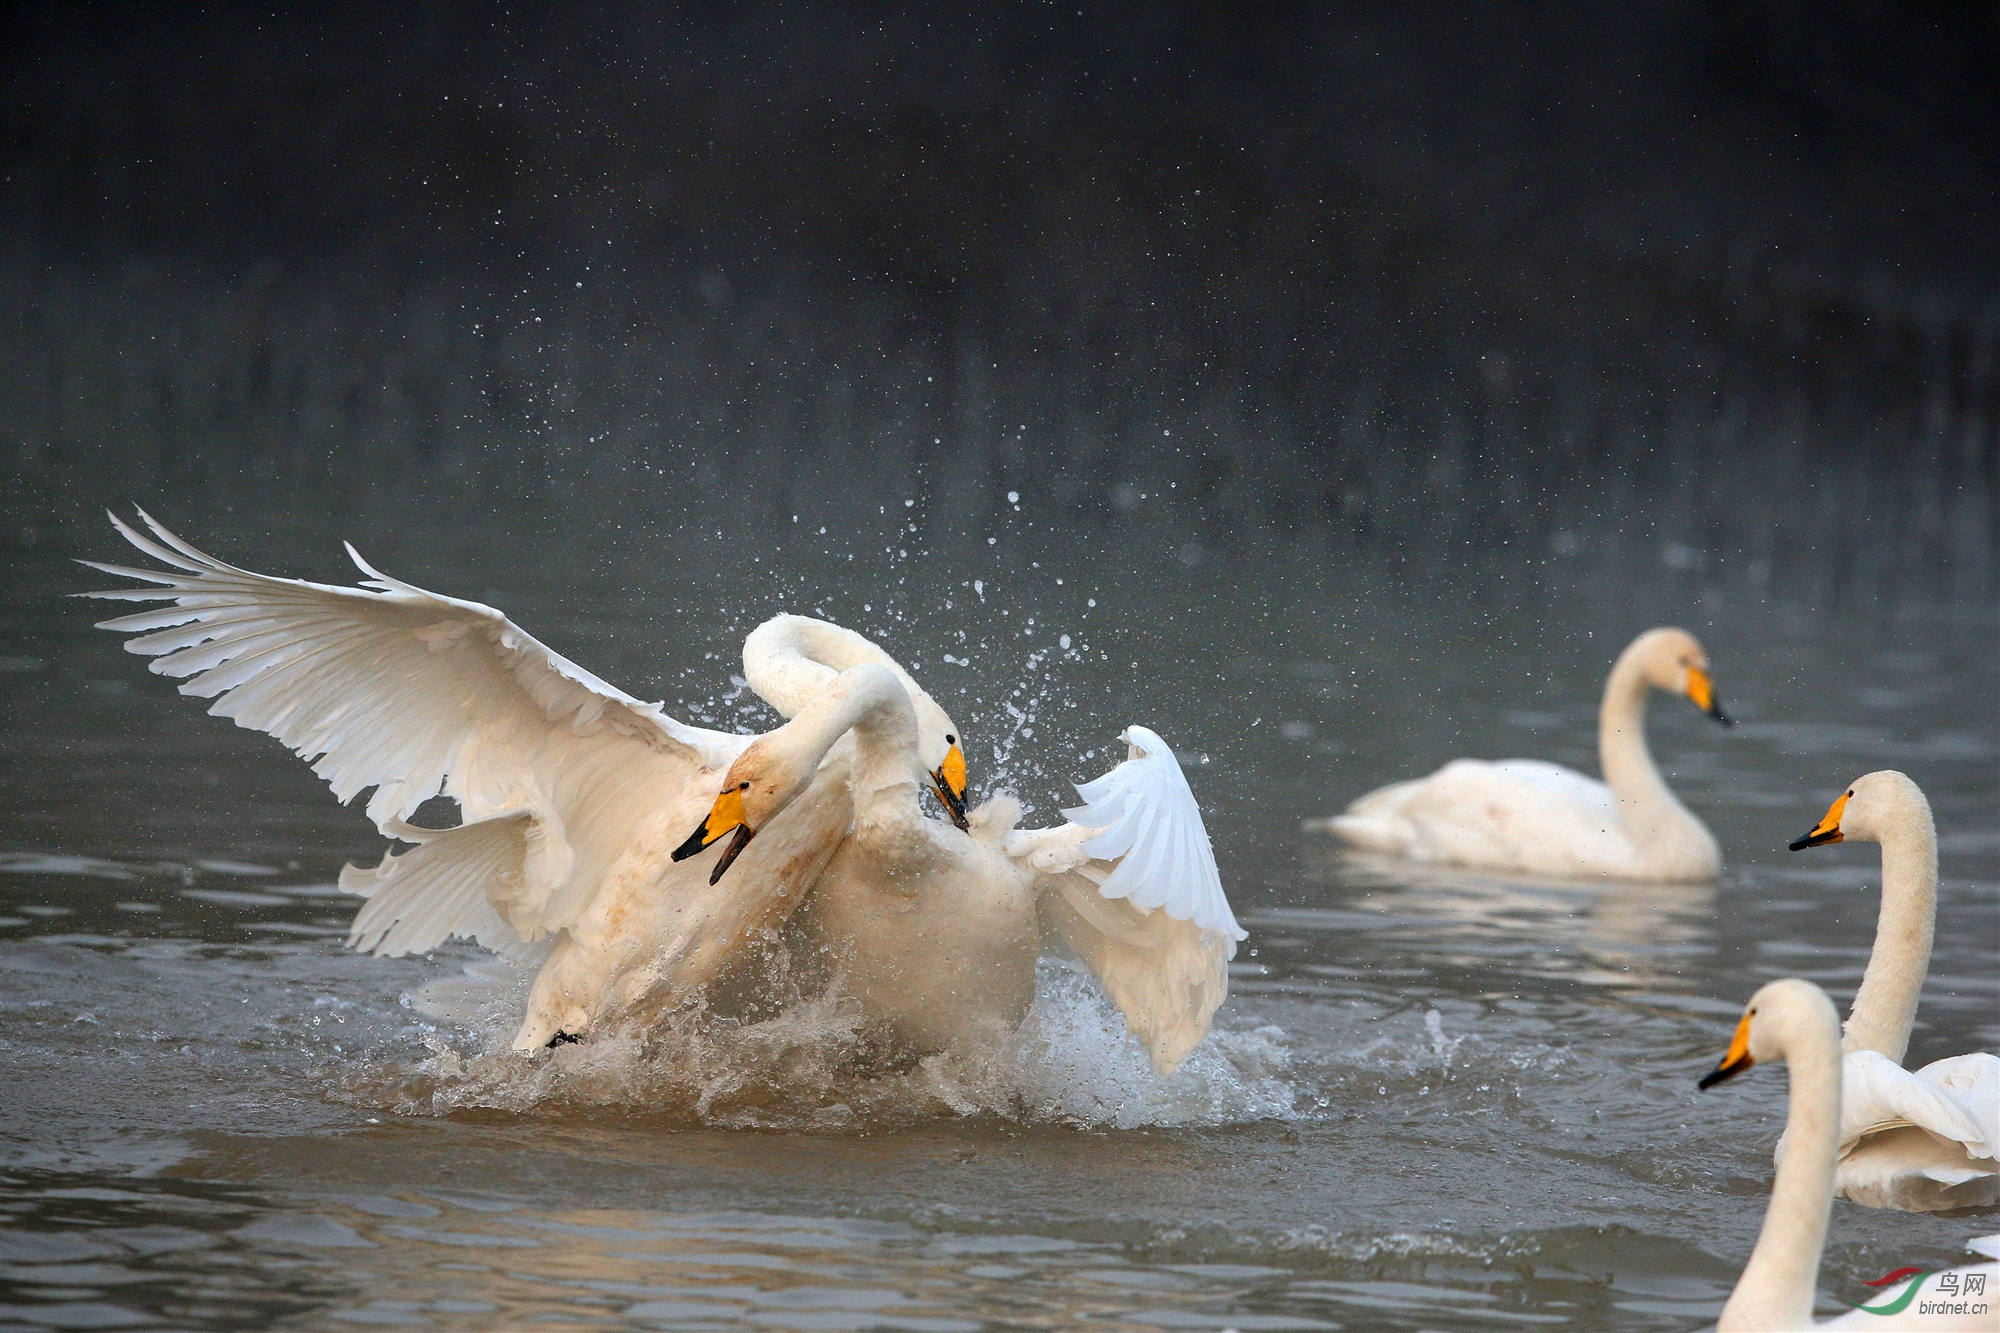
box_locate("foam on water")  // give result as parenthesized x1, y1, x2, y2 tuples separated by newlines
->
(338, 958, 1300, 1131)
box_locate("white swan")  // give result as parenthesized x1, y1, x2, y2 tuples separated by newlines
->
(82, 511, 968, 1051)
(1699, 979, 1998, 1331)
(674, 666, 1245, 1073)
(1784, 772, 1998, 1211)
(1317, 627, 1731, 880)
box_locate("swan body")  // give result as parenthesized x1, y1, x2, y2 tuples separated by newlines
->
(82, 511, 966, 1051)
(681, 675, 1245, 1074)
(1318, 627, 1730, 880)
(1700, 979, 1998, 1331)
(1785, 772, 1999, 1211)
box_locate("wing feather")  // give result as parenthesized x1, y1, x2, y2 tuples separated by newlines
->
(1013, 724, 1246, 1074)
(342, 815, 545, 961)
(1066, 725, 1243, 942)
(1841, 1050, 1998, 1158)
(81, 509, 747, 937)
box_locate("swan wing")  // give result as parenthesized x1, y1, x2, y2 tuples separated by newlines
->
(1910, 1052, 2000, 1158)
(83, 509, 747, 942)
(1059, 725, 1244, 943)
(1842, 1050, 1998, 1159)
(1834, 1050, 2000, 1206)
(1008, 725, 1243, 1074)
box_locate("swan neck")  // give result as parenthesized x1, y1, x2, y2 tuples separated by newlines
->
(806, 666, 924, 827)
(778, 666, 920, 793)
(742, 616, 853, 719)
(1719, 1021, 1841, 1332)
(1597, 652, 1689, 840)
(1843, 809, 1936, 1062)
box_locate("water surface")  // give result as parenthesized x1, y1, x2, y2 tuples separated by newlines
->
(0, 510, 1994, 1330)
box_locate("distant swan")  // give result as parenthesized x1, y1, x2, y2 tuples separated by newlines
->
(675, 666, 1246, 1074)
(83, 510, 969, 1052)
(1316, 627, 1731, 880)
(1699, 978, 1998, 1330)
(1785, 772, 1998, 1211)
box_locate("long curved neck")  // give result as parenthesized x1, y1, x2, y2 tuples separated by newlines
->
(781, 664, 923, 817)
(745, 615, 919, 720)
(1597, 649, 1696, 851)
(1720, 1019, 1841, 1332)
(1844, 800, 1937, 1062)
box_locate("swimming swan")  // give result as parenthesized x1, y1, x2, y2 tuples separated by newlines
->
(1785, 772, 1998, 1211)
(82, 510, 970, 1052)
(674, 665, 1246, 1074)
(1318, 627, 1731, 880)
(1699, 979, 1998, 1330)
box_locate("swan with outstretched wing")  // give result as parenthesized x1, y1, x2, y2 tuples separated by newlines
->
(82, 511, 968, 1050)
(679, 668, 1246, 1074)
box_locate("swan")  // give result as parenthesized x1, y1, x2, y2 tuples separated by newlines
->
(673, 665, 1246, 1073)
(1785, 772, 1998, 1211)
(1316, 626, 1731, 880)
(81, 510, 969, 1051)
(1699, 979, 1998, 1330)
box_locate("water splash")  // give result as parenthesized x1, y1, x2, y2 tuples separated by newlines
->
(339, 958, 1299, 1131)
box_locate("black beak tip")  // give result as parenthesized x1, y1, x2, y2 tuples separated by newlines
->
(670, 828, 707, 862)
(932, 773, 971, 832)
(1711, 706, 1734, 728)
(1697, 1067, 1726, 1091)
(706, 822, 756, 885)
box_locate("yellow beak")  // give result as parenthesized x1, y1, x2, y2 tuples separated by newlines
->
(1789, 791, 1848, 851)
(671, 786, 757, 884)
(1699, 1010, 1756, 1089)
(930, 742, 969, 831)
(1686, 666, 1731, 726)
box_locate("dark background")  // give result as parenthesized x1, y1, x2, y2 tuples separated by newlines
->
(1, 0, 1996, 606)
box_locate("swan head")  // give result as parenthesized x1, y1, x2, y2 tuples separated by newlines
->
(1629, 627, 1731, 727)
(669, 735, 823, 885)
(1698, 978, 1838, 1088)
(1788, 770, 1928, 851)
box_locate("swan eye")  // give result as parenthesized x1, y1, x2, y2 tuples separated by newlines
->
(1847, 790, 1853, 797)
(739, 781, 751, 791)
(945, 734, 955, 744)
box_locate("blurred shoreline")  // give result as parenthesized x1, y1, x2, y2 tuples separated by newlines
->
(1, 3, 1994, 604)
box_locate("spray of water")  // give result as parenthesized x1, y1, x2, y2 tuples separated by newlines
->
(339, 958, 1299, 1131)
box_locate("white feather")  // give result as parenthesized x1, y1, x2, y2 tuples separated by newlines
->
(81, 508, 747, 942)
(1000, 723, 1246, 1074)
(1062, 724, 1244, 944)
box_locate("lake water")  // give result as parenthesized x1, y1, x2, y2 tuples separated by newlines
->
(0, 498, 1994, 1331)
